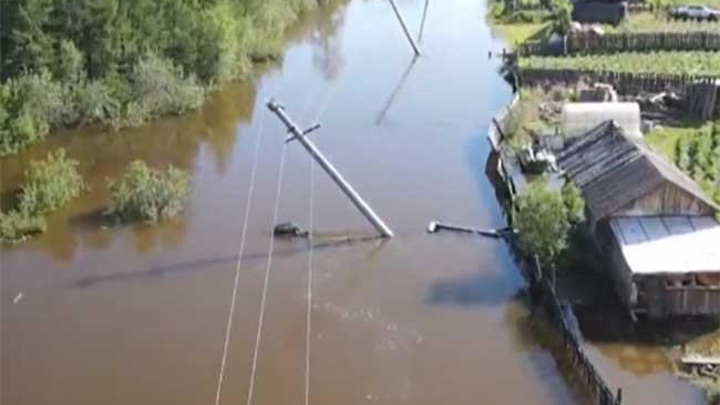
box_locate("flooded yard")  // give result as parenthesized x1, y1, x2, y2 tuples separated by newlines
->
(0, 0, 709, 404)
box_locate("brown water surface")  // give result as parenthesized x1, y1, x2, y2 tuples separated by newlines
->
(0, 1, 708, 404)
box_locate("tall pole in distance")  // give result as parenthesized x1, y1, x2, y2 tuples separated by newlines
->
(267, 101, 394, 238)
(388, 0, 421, 56)
(418, 0, 430, 43)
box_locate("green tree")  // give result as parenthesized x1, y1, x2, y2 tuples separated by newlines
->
(562, 181, 585, 226)
(550, 0, 572, 35)
(514, 179, 572, 266)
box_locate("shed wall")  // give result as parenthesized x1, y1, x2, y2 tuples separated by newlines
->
(614, 182, 716, 217)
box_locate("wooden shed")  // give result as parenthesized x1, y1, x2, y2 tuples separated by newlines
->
(558, 120, 720, 318)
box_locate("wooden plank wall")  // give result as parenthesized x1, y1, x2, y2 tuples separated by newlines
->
(615, 183, 717, 217)
(518, 31, 720, 56)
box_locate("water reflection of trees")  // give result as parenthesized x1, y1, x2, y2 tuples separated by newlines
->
(1, 1, 355, 260)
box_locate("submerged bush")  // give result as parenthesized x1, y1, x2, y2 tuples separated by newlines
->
(0, 149, 82, 244)
(0, 211, 47, 244)
(108, 161, 191, 223)
(19, 149, 84, 216)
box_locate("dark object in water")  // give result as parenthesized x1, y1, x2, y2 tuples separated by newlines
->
(274, 222, 309, 238)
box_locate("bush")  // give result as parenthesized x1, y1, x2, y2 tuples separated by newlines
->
(0, 210, 47, 244)
(514, 179, 572, 266)
(562, 181, 585, 225)
(108, 161, 191, 222)
(130, 52, 205, 120)
(0, 149, 82, 244)
(18, 149, 84, 215)
(674, 124, 720, 206)
(73, 80, 119, 125)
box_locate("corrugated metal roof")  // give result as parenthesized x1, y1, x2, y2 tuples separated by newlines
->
(557, 120, 720, 220)
(609, 216, 720, 274)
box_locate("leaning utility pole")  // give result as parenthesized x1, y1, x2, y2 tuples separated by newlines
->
(266, 101, 394, 238)
(388, 0, 421, 56)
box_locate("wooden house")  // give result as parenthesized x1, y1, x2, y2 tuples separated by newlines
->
(558, 120, 720, 318)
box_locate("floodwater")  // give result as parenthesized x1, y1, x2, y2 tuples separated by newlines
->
(0, 0, 708, 404)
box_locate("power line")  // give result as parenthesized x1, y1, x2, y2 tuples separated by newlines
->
(245, 125, 290, 405)
(213, 108, 267, 405)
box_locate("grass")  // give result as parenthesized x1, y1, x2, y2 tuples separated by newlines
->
(493, 22, 552, 45)
(520, 51, 720, 76)
(645, 125, 701, 161)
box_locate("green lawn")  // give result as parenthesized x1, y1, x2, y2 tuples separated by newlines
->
(645, 125, 700, 161)
(492, 22, 551, 46)
(520, 51, 720, 76)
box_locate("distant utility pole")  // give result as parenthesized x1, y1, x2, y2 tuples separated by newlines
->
(266, 101, 394, 238)
(388, 0, 421, 56)
(418, 0, 430, 43)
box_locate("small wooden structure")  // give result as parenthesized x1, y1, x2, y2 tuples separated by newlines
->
(572, 1, 628, 25)
(558, 120, 720, 318)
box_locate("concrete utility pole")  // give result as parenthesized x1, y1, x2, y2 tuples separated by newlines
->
(388, 0, 421, 56)
(418, 0, 430, 43)
(267, 101, 394, 238)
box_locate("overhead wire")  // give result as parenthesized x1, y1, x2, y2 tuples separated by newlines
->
(213, 98, 268, 405)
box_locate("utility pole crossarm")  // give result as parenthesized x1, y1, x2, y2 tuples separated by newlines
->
(266, 101, 394, 238)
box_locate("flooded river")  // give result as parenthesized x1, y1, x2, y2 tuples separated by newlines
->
(0, 0, 710, 404)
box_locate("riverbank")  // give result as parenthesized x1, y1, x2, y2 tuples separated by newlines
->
(0, 0, 347, 157)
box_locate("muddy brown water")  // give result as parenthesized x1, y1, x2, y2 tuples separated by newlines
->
(0, 1, 710, 404)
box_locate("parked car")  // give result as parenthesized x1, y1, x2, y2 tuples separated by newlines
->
(671, 4, 720, 21)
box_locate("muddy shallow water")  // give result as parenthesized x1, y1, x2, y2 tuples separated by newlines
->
(0, 0, 708, 404)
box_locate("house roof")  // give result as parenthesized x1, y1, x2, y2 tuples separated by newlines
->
(609, 216, 720, 274)
(557, 120, 719, 220)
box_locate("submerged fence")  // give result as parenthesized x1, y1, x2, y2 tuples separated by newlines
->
(528, 258, 624, 405)
(518, 31, 720, 56)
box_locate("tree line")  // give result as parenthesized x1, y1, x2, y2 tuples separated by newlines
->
(0, 0, 332, 156)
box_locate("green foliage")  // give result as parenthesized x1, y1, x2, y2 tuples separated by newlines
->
(562, 181, 585, 225)
(0, 0, 336, 155)
(520, 52, 720, 76)
(0, 69, 71, 156)
(108, 161, 191, 222)
(514, 179, 572, 265)
(0, 149, 82, 244)
(130, 52, 205, 121)
(550, 0, 572, 34)
(0, 210, 47, 244)
(674, 124, 720, 206)
(19, 149, 84, 215)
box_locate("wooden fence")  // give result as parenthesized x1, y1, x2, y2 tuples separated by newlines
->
(516, 68, 719, 94)
(528, 258, 624, 405)
(518, 31, 720, 55)
(662, 285, 720, 316)
(514, 68, 720, 119)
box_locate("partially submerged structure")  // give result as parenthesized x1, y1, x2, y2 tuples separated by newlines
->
(558, 120, 720, 318)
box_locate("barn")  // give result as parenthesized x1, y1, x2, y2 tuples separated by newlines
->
(558, 120, 720, 318)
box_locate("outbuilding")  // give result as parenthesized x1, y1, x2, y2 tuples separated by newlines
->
(558, 120, 720, 318)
